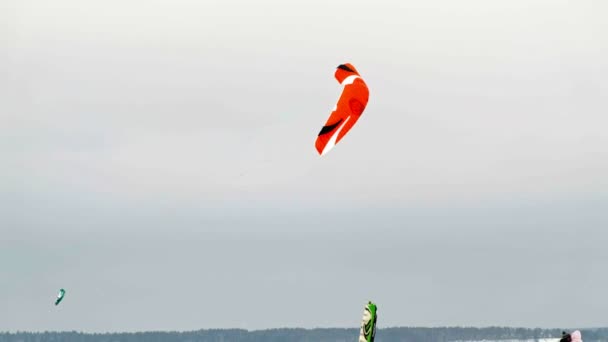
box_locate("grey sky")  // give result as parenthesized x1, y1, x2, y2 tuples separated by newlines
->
(1, 0, 607, 333)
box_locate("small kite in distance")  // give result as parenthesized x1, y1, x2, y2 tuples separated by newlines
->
(55, 288, 66, 306)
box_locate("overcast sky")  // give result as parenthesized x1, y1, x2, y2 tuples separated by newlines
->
(1, 0, 607, 333)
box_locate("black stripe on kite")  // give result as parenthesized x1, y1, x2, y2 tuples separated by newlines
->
(337, 64, 355, 73)
(318, 118, 343, 136)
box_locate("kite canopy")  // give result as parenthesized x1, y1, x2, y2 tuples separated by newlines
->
(358, 301, 378, 342)
(315, 63, 369, 156)
(55, 289, 66, 306)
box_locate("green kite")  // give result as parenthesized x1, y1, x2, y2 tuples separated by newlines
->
(55, 289, 66, 306)
(358, 301, 378, 342)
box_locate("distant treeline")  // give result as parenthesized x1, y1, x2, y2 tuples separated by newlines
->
(2, 327, 608, 342)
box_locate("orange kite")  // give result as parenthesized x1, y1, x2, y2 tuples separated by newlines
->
(315, 63, 369, 156)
